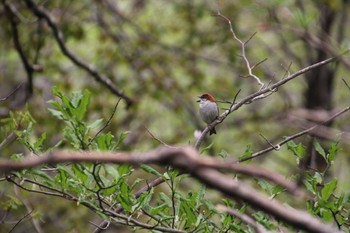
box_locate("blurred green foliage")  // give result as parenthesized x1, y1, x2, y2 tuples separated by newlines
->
(1, 0, 350, 232)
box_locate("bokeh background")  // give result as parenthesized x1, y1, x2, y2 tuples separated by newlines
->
(1, 1, 350, 232)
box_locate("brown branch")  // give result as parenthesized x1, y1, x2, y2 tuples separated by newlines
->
(0, 147, 340, 233)
(217, 205, 272, 233)
(195, 54, 343, 149)
(0, 148, 299, 195)
(4, 1, 34, 97)
(215, 12, 264, 87)
(236, 105, 350, 163)
(192, 167, 338, 233)
(0, 83, 23, 102)
(8, 209, 33, 233)
(87, 98, 121, 147)
(24, 0, 133, 108)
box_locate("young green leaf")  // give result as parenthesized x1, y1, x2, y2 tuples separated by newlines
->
(321, 178, 337, 201)
(239, 143, 253, 163)
(140, 164, 163, 177)
(200, 143, 213, 154)
(313, 140, 326, 161)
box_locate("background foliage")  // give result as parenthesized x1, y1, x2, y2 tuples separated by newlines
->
(1, 0, 350, 232)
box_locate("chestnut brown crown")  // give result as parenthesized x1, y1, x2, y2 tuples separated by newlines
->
(198, 93, 216, 102)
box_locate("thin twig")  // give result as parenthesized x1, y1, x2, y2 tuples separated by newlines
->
(217, 205, 272, 233)
(8, 210, 33, 233)
(194, 53, 343, 149)
(236, 105, 350, 163)
(88, 98, 121, 147)
(144, 126, 175, 148)
(259, 133, 280, 151)
(0, 83, 24, 102)
(342, 79, 350, 91)
(215, 12, 264, 87)
(251, 58, 268, 70)
(89, 220, 110, 230)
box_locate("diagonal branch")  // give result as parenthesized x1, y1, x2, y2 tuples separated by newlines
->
(217, 205, 273, 233)
(0, 82, 23, 102)
(235, 105, 350, 163)
(0, 147, 341, 233)
(24, 0, 133, 107)
(4, 1, 35, 98)
(195, 53, 345, 149)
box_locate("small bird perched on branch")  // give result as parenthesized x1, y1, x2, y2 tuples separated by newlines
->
(197, 93, 219, 135)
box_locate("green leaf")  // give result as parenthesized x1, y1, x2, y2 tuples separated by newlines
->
(101, 184, 118, 196)
(140, 164, 162, 177)
(328, 141, 339, 162)
(200, 143, 213, 154)
(303, 179, 316, 195)
(150, 203, 168, 216)
(130, 178, 143, 191)
(47, 107, 65, 120)
(320, 208, 333, 222)
(118, 164, 132, 177)
(116, 181, 133, 213)
(181, 199, 197, 228)
(74, 89, 91, 120)
(132, 188, 154, 212)
(313, 140, 326, 161)
(321, 178, 337, 201)
(87, 118, 103, 130)
(159, 192, 172, 207)
(104, 164, 119, 180)
(218, 149, 228, 159)
(195, 185, 206, 209)
(256, 179, 283, 197)
(116, 131, 130, 148)
(51, 86, 64, 98)
(95, 132, 114, 151)
(287, 141, 306, 159)
(34, 132, 46, 151)
(238, 143, 253, 162)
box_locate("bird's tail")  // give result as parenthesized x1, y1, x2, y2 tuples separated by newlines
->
(209, 127, 216, 135)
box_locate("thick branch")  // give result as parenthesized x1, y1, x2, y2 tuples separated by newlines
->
(0, 147, 340, 233)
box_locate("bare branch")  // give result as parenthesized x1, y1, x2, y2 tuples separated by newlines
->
(215, 12, 264, 87)
(195, 54, 343, 149)
(217, 205, 273, 233)
(144, 126, 175, 148)
(259, 133, 281, 151)
(0, 83, 23, 102)
(236, 105, 350, 163)
(251, 58, 268, 70)
(342, 78, 350, 91)
(0, 147, 341, 233)
(24, 0, 133, 107)
(8, 209, 33, 233)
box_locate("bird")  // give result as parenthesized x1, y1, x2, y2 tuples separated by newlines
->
(197, 93, 219, 135)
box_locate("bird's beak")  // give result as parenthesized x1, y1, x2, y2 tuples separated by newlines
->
(196, 100, 200, 102)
